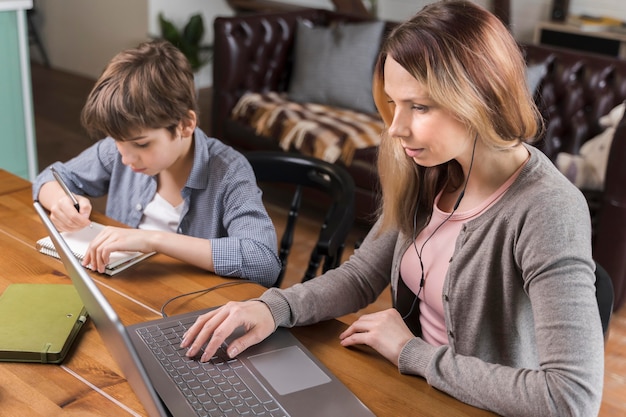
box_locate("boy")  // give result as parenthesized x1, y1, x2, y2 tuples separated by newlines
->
(33, 40, 281, 287)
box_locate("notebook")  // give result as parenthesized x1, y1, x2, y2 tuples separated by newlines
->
(34, 201, 375, 417)
(36, 220, 155, 275)
(0, 283, 87, 364)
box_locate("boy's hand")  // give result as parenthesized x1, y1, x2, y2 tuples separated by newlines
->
(82, 227, 155, 273)
(50, 194, 92, 232)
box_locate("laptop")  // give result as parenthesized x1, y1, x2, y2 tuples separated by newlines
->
(34, 202, 375, 417)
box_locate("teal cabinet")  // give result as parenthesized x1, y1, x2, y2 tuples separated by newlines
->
(0, 2, 37, 180)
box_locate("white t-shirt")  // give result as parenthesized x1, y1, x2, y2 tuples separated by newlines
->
(138, 192, 183, 233)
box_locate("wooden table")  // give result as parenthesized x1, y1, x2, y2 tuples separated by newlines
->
(0, 168, 32, 195)
(0, 170, 495, 416)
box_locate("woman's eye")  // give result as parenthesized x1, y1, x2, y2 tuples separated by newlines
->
(412, 104, 428, 112)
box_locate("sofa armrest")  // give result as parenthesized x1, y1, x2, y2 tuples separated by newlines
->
(594, 110, 626, 309)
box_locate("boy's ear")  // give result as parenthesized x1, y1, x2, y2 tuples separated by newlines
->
(180, 110, 197, 137)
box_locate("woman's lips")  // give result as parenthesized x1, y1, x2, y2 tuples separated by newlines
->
(404, 147, 423, 158)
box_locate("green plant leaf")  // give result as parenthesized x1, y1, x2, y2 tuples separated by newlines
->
(183, 14, 205, 46)
(158, 13, 181, 46)
(158, 12, 210, 71)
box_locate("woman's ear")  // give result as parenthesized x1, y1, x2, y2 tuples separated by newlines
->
(180, 110, 197, 138)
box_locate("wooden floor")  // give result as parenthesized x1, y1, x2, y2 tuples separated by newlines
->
(30, 63, 626, 416)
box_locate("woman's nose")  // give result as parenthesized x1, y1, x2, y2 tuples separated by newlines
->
(388, 111, 410, 139)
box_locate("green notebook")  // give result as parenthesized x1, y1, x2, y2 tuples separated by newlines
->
(0, 283, 88, 364)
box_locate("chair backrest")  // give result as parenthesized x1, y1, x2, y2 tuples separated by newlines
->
(595, 261, 614, 339)
(246, 151, 355, 287)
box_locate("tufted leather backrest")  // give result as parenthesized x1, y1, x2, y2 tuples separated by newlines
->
(211, 9, 388, 140)
(523, 44, 626, 161)
(215, 10, 356, 137)
(213, 13, 626, 162)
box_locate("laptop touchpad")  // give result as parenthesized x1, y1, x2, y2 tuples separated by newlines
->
(248, 345, 331, 395)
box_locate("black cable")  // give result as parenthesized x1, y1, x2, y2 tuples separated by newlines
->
(402, 135, 478, 320)
(160, 280, 254, 318)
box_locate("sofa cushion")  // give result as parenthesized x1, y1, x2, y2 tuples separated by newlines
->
(231, 92, 383, 165)
(556, 102, 625, 190)
(525, 62, 547, 95)
(287, 19, 385, 115)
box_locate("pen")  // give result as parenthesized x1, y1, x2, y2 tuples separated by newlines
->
(50, 167, 80, 212)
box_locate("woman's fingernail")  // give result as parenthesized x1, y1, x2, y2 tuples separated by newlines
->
(228, 346, 238, 358)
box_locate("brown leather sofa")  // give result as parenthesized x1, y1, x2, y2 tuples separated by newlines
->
(211, 9, 626, 310)
(212, 9, 386, 226)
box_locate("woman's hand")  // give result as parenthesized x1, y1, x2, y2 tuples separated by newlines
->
(49, 194, 92, 232)
(180, 300, 276, 362)
(82, 226, 156, 273)
(339, 308, 414, 366)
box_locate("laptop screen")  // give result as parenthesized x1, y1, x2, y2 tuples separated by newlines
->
(34, 201, 170, 417)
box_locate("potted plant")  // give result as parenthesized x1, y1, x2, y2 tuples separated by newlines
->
(158, 12, 212, 72)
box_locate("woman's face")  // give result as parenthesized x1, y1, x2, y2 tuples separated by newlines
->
(384, 57, 472, 167)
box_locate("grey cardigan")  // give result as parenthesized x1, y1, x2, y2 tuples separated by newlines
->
(261, 145, 604, 417)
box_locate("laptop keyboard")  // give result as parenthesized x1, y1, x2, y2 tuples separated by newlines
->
(136, 316, 288, 417)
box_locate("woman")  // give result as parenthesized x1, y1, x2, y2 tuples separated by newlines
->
(181, 1, 604, 415)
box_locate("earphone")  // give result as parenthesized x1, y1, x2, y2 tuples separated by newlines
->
(402, 134, 478, 320)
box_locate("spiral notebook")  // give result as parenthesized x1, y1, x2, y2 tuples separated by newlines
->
(36, 221, 155, 276)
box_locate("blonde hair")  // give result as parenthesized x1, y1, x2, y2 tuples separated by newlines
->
(81, 40, 198, 141)
(373, 0, 542, 235)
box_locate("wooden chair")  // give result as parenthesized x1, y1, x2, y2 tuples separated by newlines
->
(246, 151, 355, 287)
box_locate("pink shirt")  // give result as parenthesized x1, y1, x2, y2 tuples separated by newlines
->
(400, 163, 527, 345)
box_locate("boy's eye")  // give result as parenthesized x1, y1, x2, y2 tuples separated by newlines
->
(133, 142, 150, 148)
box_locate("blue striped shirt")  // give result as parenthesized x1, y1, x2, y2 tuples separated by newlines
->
(32, 128, 281, 287)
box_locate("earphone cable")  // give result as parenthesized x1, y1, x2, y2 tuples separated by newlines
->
(402, 135, 478, 320)
(160, 280, 254, 318)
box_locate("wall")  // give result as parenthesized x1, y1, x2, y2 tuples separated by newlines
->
(511, 0, 626, 42)
(34, 0, 233, 88)
(570, 0, 626, 22)
(147, 0, 233, 87)
(158, 0, 626, 46)
(31, 0, 626, 84)
(377, 0, 626, 43)
(1, 4, 37, 180)
(36, 0, 149, 79)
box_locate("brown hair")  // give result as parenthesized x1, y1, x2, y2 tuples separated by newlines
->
(81, 40, 198, 141)
(373, 0, 543, 235)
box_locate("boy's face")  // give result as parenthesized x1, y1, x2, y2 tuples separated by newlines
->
(114, 127, 189, 176)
